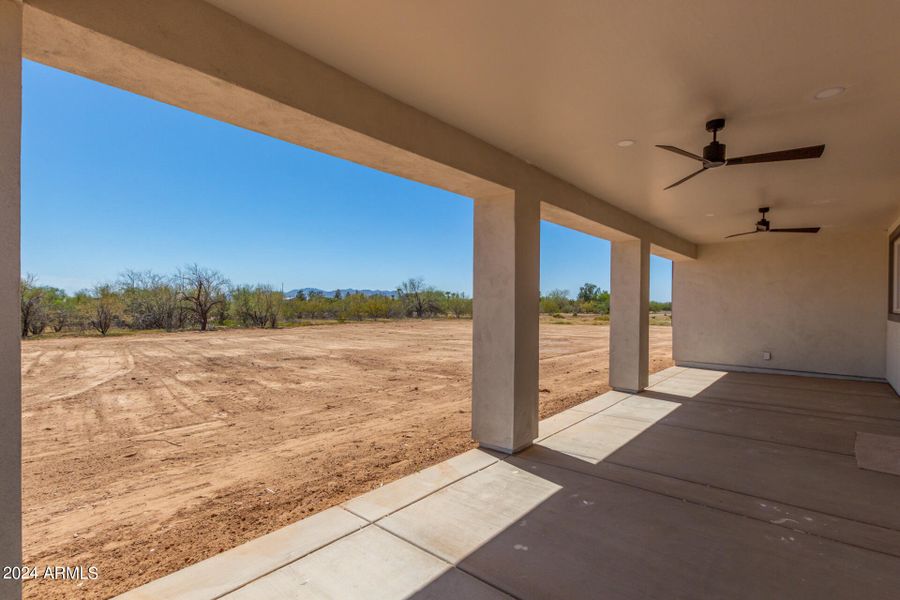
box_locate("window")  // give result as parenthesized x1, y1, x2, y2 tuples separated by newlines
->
(892, 225, 900, 320)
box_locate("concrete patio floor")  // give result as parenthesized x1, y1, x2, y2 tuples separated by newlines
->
(118, 367, 900, 599)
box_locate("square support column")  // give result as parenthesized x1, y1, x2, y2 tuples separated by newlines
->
(0, 1, 22, 598)
(610, 239, 650, 393)
(472, 190, 539, 453)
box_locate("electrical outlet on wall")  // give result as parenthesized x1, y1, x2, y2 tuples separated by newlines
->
(762, 351, 772, 360)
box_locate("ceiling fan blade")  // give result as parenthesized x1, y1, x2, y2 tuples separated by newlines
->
(769, 227, 821, 234)
(663, 168, 707, 190)
(726, 144, 825, 166)
(656, 145, 705, 162)
(725, 230, 761, 239)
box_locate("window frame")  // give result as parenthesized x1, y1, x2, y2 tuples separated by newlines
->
(891, 223, 900, 322)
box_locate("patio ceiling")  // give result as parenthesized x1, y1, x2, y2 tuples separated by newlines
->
(206, 0, 900, 244)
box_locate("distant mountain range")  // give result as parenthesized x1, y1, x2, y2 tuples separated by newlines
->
(285, 288, 398, 299)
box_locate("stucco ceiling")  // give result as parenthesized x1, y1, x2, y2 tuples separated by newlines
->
(206, 0, 900, 244)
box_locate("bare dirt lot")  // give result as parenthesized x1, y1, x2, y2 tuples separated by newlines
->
(22, 318, 672, 599)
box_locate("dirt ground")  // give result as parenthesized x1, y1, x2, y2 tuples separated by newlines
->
(21, 318, 672, 599)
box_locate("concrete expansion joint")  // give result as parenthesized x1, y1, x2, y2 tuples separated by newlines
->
(532, 392, 639, 446)
(210, 520, 367, 600)
(372, 523, 521, 599)
(372, 523, 454, 567)
(345, 457, 501, 526)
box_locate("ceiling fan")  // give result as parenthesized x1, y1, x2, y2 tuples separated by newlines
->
(726, 207, 820, 239)
(657, 118, 825, 190)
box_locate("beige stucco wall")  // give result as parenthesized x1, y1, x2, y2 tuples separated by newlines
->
(887, 216, 900, 393)
(889, 313, 900, 391)
(674, 229, 887, 380)
(0, 1, 21, 597)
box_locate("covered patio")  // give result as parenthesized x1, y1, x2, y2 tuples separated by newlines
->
(2, 1, 899, 598)
(119, 367, 900, 599)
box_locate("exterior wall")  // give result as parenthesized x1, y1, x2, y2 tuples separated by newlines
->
(674, 229, 887, 380)
(0, 2, 21, 598)
(889, 320, 900, 392)
(887, 216, 900, 393)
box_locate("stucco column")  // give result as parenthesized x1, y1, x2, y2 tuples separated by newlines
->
(610, 239, 650, 393)
(0, 1, 21, 598)
(472, 189, 540, 453)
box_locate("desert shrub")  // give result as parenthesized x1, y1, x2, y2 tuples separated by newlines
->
(20, 277, 74, 337)
(48, 291, 80, 333)
(340, 293, 368, 321)
(445, 293, 472, 318)
(20, 275, 46, 337)
(540, 289, 573, 314)
(21, 270, 491, 333)
(231, 284, 283, 328)
(89, 285, 122, 336)
(363, 294, 397, 319)
(577, 283, 610, 314)
(118, 270, 188, 331)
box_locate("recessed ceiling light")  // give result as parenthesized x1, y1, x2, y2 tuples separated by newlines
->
(616, 139, 635, 147)
(814, 86, 845, 100)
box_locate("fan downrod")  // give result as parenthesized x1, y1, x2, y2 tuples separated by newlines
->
(704, 118, 727, 165)
(756, 207, 770, 231)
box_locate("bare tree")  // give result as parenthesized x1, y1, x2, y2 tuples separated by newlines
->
(397, 277, 446, 318)
(179, 265, 229, 331)
(90, 285, 121, 336)
(398, 277, 426, 318)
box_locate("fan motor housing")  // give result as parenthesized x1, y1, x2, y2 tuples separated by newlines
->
(705, 118, 726, 132)
(703, 141, 726, 165)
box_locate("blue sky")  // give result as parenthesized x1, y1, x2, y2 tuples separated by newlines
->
(21, 60, 671, 301)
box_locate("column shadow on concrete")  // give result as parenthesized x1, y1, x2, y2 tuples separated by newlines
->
(404, 372, 900, 600)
